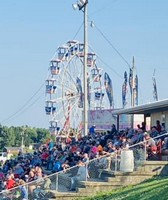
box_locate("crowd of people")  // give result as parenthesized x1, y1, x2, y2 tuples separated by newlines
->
(0, 120, 168, 196)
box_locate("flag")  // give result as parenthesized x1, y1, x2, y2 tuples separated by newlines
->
(104, 72, 114, 108)
(124, 71, 127, 83)
(122, 71, 127, 108)
(129, 68, 133, 95)
(76, 77, 83, 108)
(87, 77, 91, 107)
(134, 75, 138, 106)
(152, 76, 158, 101)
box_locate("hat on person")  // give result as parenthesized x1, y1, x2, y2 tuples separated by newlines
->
(144, 132, 150, 137)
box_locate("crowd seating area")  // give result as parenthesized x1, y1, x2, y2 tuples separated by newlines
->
(0, 121, 168, 199)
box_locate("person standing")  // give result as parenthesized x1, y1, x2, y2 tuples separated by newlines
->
(156, 120, 161, 133)
(111, 124, 117, 135)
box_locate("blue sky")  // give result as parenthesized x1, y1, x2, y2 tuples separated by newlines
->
(0, 0, 168, 128)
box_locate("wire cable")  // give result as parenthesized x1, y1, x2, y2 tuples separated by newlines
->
(91, 21, 131, 69)
(0, 82, 45, 124)
(3, 92, 44, 125)
(72, 22, 83, 40)
(88, 44, 123, 79)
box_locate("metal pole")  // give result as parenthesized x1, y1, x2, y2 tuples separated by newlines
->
(131, 57, 135, 128)
(83, 2, 88, 136)
(131, 57, 135, 107)
(21, 129, 24, 153)
(21, 133, 24, 153)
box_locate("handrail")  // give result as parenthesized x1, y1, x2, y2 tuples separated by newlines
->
(126, 131, 168, 149)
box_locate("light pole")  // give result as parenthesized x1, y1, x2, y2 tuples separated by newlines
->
(131, 57, 136, 129)
(21, 126, 26, 153)
(72, 0, 88, 136)
(131, 56, 135, 108)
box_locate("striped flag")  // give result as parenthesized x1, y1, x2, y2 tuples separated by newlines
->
(122, 71, 127, 108)
(104, 72, 114, 108)
(76, 77, 83, 108)
(134, 75, 138, 106)
(129, 68, 133, 95)
(63, 105, 70, 131)
(152, 74, 158, 101)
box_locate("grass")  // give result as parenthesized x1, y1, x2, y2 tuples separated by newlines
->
(79, 176, 168, 200)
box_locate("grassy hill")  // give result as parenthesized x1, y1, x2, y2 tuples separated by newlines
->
(80, 176, 168, 200)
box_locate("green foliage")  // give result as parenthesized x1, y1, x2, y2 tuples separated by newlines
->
(80, 176, 168, 200)
(0, 124, 51, 150)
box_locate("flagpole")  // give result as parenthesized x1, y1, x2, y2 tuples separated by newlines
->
(83, 1, 88, 136)
(131, 57, 135, 129)
(131, 56, 135, 107)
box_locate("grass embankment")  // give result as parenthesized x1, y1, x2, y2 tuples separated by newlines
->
(81, 176, 168, 200)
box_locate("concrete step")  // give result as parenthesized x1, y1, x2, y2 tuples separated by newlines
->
(136, 161, 168, 175)
(77, 183, 121, 195)
(105, 175, 154, 185)
(114, 171, 157, 176)
(48, 161, 168, 199)
(79, 180, 122, 187)
(54, 191, 87, 200)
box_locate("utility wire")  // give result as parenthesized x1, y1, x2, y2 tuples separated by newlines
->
(70, 17, 127, 78)
(90, 0, 119, 16)
(88, 44, 123, 79)
(91, 21, 131, 69)
(3, 92, 44, 125)
(73, 22, 83, 40)
(0, 82, 45, 124)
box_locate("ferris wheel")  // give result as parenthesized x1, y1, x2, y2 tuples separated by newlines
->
(45, 40, 108, 136)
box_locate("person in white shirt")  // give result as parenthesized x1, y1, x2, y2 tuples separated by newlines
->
(70, 160, 88, 191)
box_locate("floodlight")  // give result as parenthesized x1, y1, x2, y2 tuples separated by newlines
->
(79, 0, 87, 4)
(72, 3, 78, 10)
(90, 21, 95, 28)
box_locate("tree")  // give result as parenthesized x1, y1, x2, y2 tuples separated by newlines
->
(0, 125, 52, 150)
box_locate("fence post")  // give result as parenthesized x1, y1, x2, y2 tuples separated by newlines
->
(56, 173, 58, 191)
(86, 162, 88, 182)
(144, 139, 147, 161)
(26, 183, 29, 200)
(114, 152, 117, 172)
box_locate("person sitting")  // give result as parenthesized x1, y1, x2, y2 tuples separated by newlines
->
(28, 170, 35, 182)
(150, 126, 159, 139)
(95, 152, 109, 178)
(52, 159, 62, 173)
(144, 133, 157, 159)
(13, 164, 25, 179)
(40, 150, 49, 166)
(18, 179, 28, 200)
(29, 167, 51, 195)
(6, 174, 16, 189)
(70, 160, 88, 191)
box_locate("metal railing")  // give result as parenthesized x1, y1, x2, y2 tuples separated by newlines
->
(0, 132, 168, 199)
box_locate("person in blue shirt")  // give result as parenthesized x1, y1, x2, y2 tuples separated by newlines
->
(89, 125, 96, 136)
(18, 179, 28, 200)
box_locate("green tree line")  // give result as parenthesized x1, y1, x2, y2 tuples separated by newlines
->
(0, 125, 53, 150)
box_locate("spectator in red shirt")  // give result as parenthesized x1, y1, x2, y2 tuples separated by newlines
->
(6, 174, 16, 189)
(41, 150, 49, 165)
